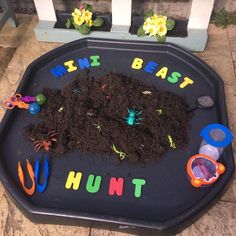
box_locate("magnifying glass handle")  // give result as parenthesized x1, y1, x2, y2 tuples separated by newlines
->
(187, 106, 197, 112)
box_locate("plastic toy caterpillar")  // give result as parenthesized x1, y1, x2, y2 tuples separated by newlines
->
(111, 144, 127, 160)
(124, 109, 143, 126)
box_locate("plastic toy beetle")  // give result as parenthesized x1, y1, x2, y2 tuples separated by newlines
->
(124, 109, 143, 126)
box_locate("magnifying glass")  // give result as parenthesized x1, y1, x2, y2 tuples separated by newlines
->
(186, 154, 225, 187)
(188, 95, 215, 112)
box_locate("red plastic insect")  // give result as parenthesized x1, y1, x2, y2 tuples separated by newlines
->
(33, 131, 59, 152)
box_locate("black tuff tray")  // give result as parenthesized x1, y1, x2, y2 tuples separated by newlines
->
(0, 38, 234, 233)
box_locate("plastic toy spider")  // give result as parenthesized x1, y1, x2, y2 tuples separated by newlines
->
(33, 131, 59, 152)
(124, 108, 143, 126)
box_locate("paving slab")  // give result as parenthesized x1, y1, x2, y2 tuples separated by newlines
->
(0, 191, 90, 236)
(89, 202, 236, 236)
(0, 15, 33, 48)
(178, 201, 236, 236)
(227, 25, 236, 75)
(0, 46, 16, 81)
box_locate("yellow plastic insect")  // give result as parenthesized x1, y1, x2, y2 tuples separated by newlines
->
(58, 107, 64, 112)
(111, 144, 127, 160)
(167, 135, 176, 149)
(93, 123, 102, 132)
(141, 91, 152, 95)
(156, 108, 163, 115)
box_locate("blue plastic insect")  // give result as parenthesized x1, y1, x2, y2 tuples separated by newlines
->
(124, 108, 143, 126)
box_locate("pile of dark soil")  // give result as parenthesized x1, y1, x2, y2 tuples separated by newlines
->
(24, 73, 190, 163)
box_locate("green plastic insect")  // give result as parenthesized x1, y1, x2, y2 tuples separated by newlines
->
(124, 108, 143, 126)
(111, 144, 127, 160)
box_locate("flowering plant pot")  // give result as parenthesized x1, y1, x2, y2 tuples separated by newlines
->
(136, 10, 176, 42)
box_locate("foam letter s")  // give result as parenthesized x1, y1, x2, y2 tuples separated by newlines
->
(167, 72, 181, 83)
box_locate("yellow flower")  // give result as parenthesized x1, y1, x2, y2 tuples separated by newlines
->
(158, 25, 167, 36)
(73, 16, 84, 26)
(82, 9, 92, 22)
(156, 15, 167, 21)
(143, 17, 156, 32)
(145, 24, 158, 37)
(143, 21, 149, 31)
(146, 17, 155, 25)
(151, 14, 159, 21)
(155, 18, 166, 27)
(74, 8, 82, 16)
(143, 14, 168, 37)
(87, 19, 93, 27)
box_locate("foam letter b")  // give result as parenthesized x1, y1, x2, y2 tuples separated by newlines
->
(131, 58, 143, 70)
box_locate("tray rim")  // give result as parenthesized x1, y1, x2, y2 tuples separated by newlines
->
(0, 38, 234, 232)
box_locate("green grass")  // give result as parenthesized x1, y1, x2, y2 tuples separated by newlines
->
(212, 9, 236, 28)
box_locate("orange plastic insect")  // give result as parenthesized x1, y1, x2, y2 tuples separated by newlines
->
(101, 84, 107, 91)
(33, 131, 59, 152)
(18, 160, 35, 195)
